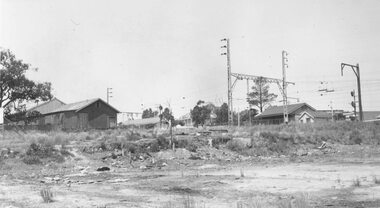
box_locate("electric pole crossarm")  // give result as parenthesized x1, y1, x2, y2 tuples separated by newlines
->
(231, 73, 295, 85)
(341, 63, 358, 77)
(231, 77, 239, 90)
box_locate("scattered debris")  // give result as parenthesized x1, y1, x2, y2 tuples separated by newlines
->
(318, 141, 327, 149)
(189, 155, 202, 160)
(97, 167, 110, 171)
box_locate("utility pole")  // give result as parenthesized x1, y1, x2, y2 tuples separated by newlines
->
(221, 38, 233, 126)
(328, 101, 334, 121)
(247, 79, 252, 126)
(107, 87, 113, 104)
(341, 63, 363, 121)
(351, 90, 357, 120)
(282, 50, 289, 124)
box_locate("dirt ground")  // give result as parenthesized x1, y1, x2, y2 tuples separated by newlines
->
(1, 131, 380, 208)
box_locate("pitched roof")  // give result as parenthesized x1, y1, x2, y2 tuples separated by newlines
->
(27, 98, 66, 115)
(45, 98, 120, 114)
(255, 103, 316, 118)
(311, 111, 332, 118)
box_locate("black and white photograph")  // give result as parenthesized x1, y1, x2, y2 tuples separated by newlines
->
(1, 0, 380, 207)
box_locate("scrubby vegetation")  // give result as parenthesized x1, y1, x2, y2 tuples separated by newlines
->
(1, 121, 379, 166)
(225, 121, 380, 156)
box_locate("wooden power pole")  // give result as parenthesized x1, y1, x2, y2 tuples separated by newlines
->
(341, 63, 363, 121)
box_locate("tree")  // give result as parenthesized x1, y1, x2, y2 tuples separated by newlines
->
(161, 107, 174, 123)
(239, 108, 258, 125)
(215, 103, 228, 125)
(142, 108, 158, 118)
(190, 100, 211, 127)
(247, 77, 278, 113)
(0, 49, 52, 111)
(7, 109, 42, 125)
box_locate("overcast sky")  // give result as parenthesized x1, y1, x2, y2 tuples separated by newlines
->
(1, 0, 380, 117)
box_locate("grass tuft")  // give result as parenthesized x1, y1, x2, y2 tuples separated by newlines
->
(352, 177, 361, 187)
(278, 193, 311, 208)
(40, 187, 54, 203)
(372, 175, 380, 184)
(240, 168, 245, 178)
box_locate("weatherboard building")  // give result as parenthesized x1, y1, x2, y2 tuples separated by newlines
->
(27, 98, 119, 130)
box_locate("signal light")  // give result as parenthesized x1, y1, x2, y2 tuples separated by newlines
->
(351, 101, 355, 108)
(350, 90, 355, 97)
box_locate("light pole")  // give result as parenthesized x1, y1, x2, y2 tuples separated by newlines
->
(221, 38, 233, 126)
(107, 88, 113, 104)
(341, 63, 363, 121)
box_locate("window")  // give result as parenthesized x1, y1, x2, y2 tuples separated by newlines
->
(96, 102, 100, 108)
(306, 118, 311, 123)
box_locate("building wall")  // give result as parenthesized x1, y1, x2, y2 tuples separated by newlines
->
(43, 112, 80, 130)
(78, 100, 118, 129)
(298, 113, 314, 123)
(293, 106, 316, 121)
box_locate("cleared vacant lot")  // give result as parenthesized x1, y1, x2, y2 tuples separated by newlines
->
(0, 122, 380, 207)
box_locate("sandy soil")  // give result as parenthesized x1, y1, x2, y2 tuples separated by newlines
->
(1, 146, 380, 208)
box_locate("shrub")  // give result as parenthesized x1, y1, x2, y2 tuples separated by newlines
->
(22, 155, 42, 165)
(99, 141, 107, 151)
(348, 130, 362, 145)
(226, 140, 246, 152)
(156, 136, 170, 149)
(212, 136, 232, 147)
(26, 142, 54, 158)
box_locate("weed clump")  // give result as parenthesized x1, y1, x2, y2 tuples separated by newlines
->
(40, 187, 54, 203)
(278, 193, 311, 208)
(352, 177, 361, 187)
(22, 141, 70, 165)
(373, 175, 380, 184)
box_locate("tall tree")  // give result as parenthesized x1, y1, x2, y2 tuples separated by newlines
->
(247, 77, 278, 112)
(0, 49, 52, 111)
(191, 100, 211, 127)
(215, 103, 228, 125)
(161, 107, 174, 123)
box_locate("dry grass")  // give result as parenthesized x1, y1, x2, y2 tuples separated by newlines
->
(232, 121, 380, 146)
(161, 195, 202, 208)
(237, 197, 263, 208)
(225, 121, 380, 157)
(278, 193, 311, 208)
